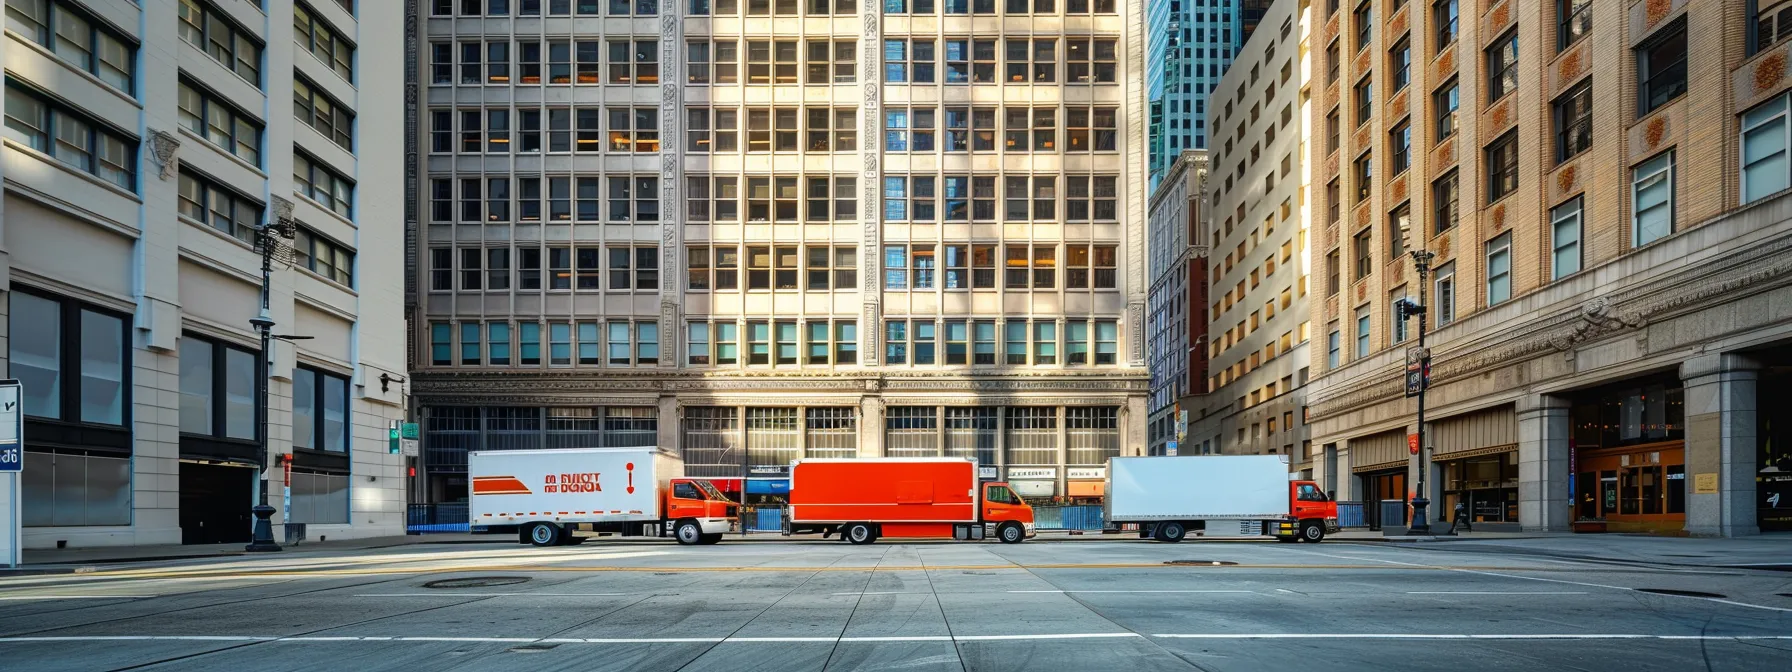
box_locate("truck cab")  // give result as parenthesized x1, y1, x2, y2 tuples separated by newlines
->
(1270, 480, 1340, 543)
(662, 478, 738, 545)
(980, 482, 1037, 542)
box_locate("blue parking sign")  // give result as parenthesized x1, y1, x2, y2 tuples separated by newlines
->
(0, 380, 21, 472)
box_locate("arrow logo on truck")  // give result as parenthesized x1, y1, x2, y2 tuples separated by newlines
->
(471, 476, 532, 495)
(627, 462, 635, 494)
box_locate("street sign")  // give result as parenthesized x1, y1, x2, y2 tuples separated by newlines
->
(1, 380, 21, 568)
(400, 422, 420, 440)
(1404, 347, 1431, 397)
(391, 422, 421, 454)
(1408, 434, 1420, 455)
(400, 438, 420, 457)
(1166, 440, 1178, 456)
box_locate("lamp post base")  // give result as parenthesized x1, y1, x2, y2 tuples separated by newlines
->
(245, 504, 283, 552)
(1404, 496, 1433, 536)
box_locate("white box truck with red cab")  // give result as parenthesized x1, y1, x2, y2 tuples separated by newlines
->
(1104, 455, 1340, 542)
(468, 447, 738, 546)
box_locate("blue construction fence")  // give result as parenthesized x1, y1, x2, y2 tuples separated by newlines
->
(1336, 501, 1368, 528)
(407, 503, 469, 533)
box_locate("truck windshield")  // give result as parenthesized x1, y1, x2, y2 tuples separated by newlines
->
(695, 480, 730, 502)
(1297, 484, 1329, 502)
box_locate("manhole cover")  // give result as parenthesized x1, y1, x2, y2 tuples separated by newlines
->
(508, 644, 559, 654)
(1635, 588, 1726, 599)
(1165, 560, 1238, 566)
(423, 576, 531, 589)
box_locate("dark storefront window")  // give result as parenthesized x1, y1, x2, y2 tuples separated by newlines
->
(1571, 378, 1685, 451)
(1442, 453, 1518, 523)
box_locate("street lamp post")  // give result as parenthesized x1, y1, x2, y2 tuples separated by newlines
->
(1402, 249, 1436, 536)
(246, 204, 297, 553)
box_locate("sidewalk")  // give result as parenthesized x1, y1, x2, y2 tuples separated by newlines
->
(7, 533, 507, 572)
(1332, 528, 1792, 569)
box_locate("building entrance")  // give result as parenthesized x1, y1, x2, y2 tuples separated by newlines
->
(179, 461, 255, 545)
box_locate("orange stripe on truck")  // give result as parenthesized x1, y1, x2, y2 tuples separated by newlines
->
(471, 476, 533, 495)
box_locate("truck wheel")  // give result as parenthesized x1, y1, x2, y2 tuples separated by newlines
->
(526, 522, 562, 547)
(997, 522, 1025, 544)
(674, 520, 703, 546)
(845, 523, 876, 545)
(1157, 521, 1187, 543)
(699, 533, 723, 545)
(1300, 521, 1325, 543)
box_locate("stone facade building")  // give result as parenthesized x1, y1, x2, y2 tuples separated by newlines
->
(1189, 0, 1312, 463)
(3, 0, 409, 547)
(1146, 150, 1208, 456)
(1308, 0, 1792, 535)
(406, 1, 1151, 505)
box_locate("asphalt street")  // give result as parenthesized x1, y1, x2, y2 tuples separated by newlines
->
(1, 537, 1789, 671)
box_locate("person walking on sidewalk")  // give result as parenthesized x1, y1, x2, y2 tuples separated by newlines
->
(1448, 501, 1472, 534)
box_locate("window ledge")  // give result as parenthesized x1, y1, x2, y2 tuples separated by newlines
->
(175, 126, 269, 179)
(5, 30, 139, 106)
(295, 266, 358, 296)
(179, 213, 259, 253)
(293, 192, 358, 228)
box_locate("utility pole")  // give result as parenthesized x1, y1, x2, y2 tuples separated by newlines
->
(1401, 249, 1436, 536)
(246, 199, 297, 552)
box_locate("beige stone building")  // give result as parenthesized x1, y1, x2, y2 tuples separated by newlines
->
(2, 0, 409, 547)
(1190, 0, 1312, 463)
(1308, 0, 1792, 534)
(406, 0, 1151, 506)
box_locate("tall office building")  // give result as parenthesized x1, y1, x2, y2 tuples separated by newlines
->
(1187, 0, 1310, 461)
(3, 0, 409, 547)
(1308, 0, 1792, 535)
(1145, 150, 1208, 457)
(408, 1, 1150, 505)
(1147, 0, 1247, 187)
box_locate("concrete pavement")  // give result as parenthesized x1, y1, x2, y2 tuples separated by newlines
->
(1, 536, 1789, 670)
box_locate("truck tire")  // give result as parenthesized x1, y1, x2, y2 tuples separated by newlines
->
(844, 523, 876, 545)
(997, 522, 1025, 544)
(674, 520, 704, 546)
(1156, 521, 1187, 543)
(1300, 521, 1325, 543)
(699, 533, 723, 545)
(526, 522, 562, 547)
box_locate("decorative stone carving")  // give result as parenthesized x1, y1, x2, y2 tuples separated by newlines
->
(1489, 1, 1510, 29)
(1757, 52, 1788, 96)
(1546, 297, 1648, 352)
(1645, 116, 1667, 150)
(270, 195, 295, 226)
(1491, 204, 1506, 230)
(1644, 0, 1672, 28)
(1556, 164, 1577, 195)
(1558, 49, 1584, 85)
(146, 128, 180, 180)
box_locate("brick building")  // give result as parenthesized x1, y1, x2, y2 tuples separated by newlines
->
(1307, 0, 1792, 534)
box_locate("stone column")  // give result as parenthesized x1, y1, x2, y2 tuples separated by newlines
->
(1680, 354, 1760, 538)
(657, 395, 679, 452)
(1517, 394, 1572, 532)
(859, 393, 885, 458)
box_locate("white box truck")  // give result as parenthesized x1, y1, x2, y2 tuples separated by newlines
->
(468, 447, 738, 546)
(1104, 455, 1339, 542)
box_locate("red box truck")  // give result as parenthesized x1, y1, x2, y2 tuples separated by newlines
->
(784, 458, 1036, 544)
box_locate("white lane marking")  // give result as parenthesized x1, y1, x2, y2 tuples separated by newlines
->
(1274, 589, 1297, 594)
(1291, 548, 1792, 614)
(3, 634, 1788, 645)
(1406, 591, 1587, 595)
(1007, 590, 1254, 594)
(352, 593, 627, 598)
(0, 595, 157, 600)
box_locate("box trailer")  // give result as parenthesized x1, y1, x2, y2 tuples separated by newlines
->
(1104, 455, 1339, 542)
(784, 458, 1036, 544)
(468, 447, 737, 546)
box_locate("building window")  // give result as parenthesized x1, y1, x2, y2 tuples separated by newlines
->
(606, 39, 659, 83)
(291, 367, 350, 453)
(8, 0, 134, 92)
(5, 82, 136, 190)
(1427, 170, 1458, 236)
(1551, 197, 1583, 279)
(176, 79, 264, 166)
(1390, 38, 1411, 92)
(1326, 41, 1340, 84)
(1486, 232, 1512, 305)
(1434, 0, 1458, 47)
(294, 227, 354, 286)
(1388, 204, 1411, 259)
(293, 76, 353, 150)
(1354, 77, 1373, 125)
(177, 0, 262, 86)
(1742, 92, 1792, 204)
(177, 335, 255, 441)
(1326, 325, 1341, 369)
(1353, 228, 1372, 279)
(1755, 1, 1792, 54)
(1033, 322, 1056, 365)
(1486, 132, 1518, 202)
(489, 322, 511, 365)
(177, 169, 263, 245)
(1390, 122, 1411, 175)
(293, 151, 354, 218)
(293, 3, 354, 81)
(1633, 151, 1675, 247)
(607, 107, 660, 152)
(1553, 81, 1592, 163)
(1434, 78, 1458, 144)
(519, 322, 542, 365)
(885, 38, 937, 83)
(1326, 250, 1341, 295)
(1391, 287, 1410, 344)
(715, 322, 739, 365)
(1354, 151, 1373, 202)
(1637, 19, 1686, 115)
(11, 289, 127, 426)
(1066, 38, 1117, 83)
(1354, 2, 1373, 51)
(461, 322, 483, 366)
(1066, 107, 1118, 152)
(1004, 37, 1056, 83)
(1557, 0, 1591, 51)
(1486, 30, 1517, 101)
(1433, 262, 1456, 326)
(1354, 306, 1370, 359)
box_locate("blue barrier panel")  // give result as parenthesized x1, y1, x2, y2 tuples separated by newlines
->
(1336, 501, 1367, 528)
